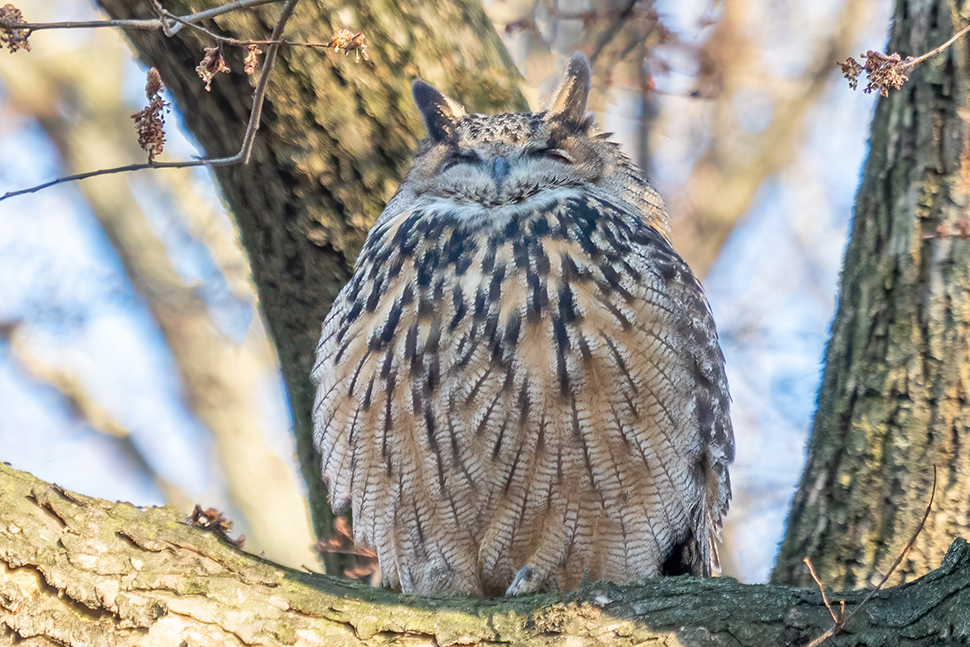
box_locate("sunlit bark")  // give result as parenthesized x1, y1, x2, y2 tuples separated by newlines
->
(3, 464, 968, 647)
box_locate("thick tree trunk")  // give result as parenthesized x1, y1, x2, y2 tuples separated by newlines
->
(94, 0, 528, 559)
(773, 0, 970, 589)
(2, 464, 969, 646)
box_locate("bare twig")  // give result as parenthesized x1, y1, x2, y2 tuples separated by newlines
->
(0, 0, 372, 201)
(238, 0, 297, 163)
(845, 467, 938, 618)
(906, 22, 970, 67)
(173, 0, 281, 24)
(0, 0, 354, 51)
(803, 558, 840, 626)
(0, 0, 281, 33)
(0, 17, 157, 30)
(800, 467, 938, 647)
(1, 0, 304, 201)
(802, 557, 843, 647)
(2, 163, 186, 200)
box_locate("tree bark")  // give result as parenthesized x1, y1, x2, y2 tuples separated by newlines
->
(773, 0, 970, 589)
(2, 463, 969, 647)
(93, 0, 529, 558)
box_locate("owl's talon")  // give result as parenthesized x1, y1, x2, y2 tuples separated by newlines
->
(505, 566, 538, 596)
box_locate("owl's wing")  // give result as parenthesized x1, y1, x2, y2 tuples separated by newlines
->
(619, 215, 735, 577)
(312, 207, 493, 596)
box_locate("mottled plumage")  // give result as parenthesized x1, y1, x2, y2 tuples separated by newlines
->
(311, 53, 734, 597)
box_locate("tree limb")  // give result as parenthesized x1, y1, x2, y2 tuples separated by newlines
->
(2, 463, 968, 646)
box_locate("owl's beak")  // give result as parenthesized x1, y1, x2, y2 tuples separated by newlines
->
(492, 157, 510, 185)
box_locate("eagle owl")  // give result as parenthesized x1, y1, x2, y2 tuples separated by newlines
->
(312, 52, 734, 597)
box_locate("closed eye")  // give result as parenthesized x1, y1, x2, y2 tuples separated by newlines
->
(531, 147, 574, 165)
(441, 152, 480, 172)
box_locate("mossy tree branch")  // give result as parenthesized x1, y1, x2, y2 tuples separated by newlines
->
(2, 464, 969, 646)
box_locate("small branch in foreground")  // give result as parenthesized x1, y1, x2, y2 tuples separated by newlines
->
(0, 0, 291, 203)
(0, 0, 281, 35)
(906, 22, 970, 68)
(804, 558, 844, 627)
(236, 0, 297, 164)
(847, 466, 937, 614)
(802, 558, 845, 647)
(800, 466, 938, 647)
(0, 0, 371, 202)
(839, 23, 970, 96)
(0, 0, 366, 52)
(0, 25, 286, 201)
(1, 162, 210, 201)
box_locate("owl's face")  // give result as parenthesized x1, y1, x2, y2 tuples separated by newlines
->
(400, 57, 631, 231)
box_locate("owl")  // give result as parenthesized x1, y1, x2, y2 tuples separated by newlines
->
(311, 52, 734, 597)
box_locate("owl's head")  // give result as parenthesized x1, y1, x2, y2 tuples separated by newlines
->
(400, 52, 666, 235)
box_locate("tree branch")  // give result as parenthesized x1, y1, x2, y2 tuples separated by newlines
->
(1, 463, 968, 646)
(0, 0, 300, 202)
(0, 0, 281, 33)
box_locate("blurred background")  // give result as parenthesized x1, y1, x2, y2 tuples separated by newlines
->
(0, 0, 891, 581)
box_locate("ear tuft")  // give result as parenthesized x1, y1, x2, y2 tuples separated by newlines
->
(412, 80, 466, 143)
(544, 51, 592, 125)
